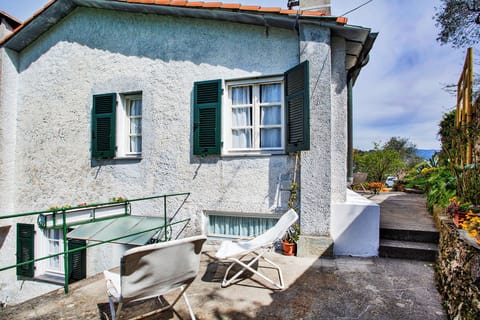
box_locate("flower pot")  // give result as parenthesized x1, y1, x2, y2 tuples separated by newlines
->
(282, 241, 296, 256)
(453, 211, 468, 228)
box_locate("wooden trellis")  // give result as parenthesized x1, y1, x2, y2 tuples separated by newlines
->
(456, 48, 476, 165)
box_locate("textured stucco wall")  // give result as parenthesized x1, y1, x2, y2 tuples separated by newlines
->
(330, 36, 348, 203)
(0, 7, 352, 303)
(13, 7, 299, 216)
(0, 23, 24, 306)
(298, 24, 332, 236)
(1, 8, 304, 303)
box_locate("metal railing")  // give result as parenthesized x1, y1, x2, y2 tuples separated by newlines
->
(0, 192, 191, 294)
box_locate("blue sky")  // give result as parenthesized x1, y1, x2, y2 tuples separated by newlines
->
(1, 0, 476, 150)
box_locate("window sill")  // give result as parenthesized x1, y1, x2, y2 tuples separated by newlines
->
(114, 156, 142, 160)
(221, 150, 286, 158)
(91, 156, 142, 167)
(35, 273, 65, 285)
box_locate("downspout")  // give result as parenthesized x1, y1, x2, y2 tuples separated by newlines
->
(347, 78, 353, 186)
(347, 53, 371, 186)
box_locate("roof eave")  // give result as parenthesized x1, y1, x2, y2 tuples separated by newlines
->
(0, 0, 375, 77)
(0, 0, 335, 52)
(0, 10, 22, 29)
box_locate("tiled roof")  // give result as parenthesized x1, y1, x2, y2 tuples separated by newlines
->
(116, 0, 328, 16)
(12, 0, 336, 35)
(1, 0, 350, 51)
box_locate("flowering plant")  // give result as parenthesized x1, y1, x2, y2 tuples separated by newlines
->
(461, 212, 480, 240)
(367, 182, 384, 194)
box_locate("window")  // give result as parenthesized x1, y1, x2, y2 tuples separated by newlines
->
(225, 79, 284, 154)
(16, 224, 86, 282)
(206, 212, 280, 238)
(92, 92, 142, 159)
(118, 94, 142, 157)
(193, 61, 310, 156)
(44, 229, 63, 275)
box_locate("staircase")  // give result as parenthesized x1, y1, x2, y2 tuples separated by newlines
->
(371, 192, 440, 262)
(379, 227, 439, 262)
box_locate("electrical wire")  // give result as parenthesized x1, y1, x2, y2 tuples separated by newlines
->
(341, 0, 374, 16)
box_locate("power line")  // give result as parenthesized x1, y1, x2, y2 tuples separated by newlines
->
(341, 0, 374, 16)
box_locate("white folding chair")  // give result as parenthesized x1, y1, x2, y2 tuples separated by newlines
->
(103, 235, 206, 320)
(215, 209, 298, 290)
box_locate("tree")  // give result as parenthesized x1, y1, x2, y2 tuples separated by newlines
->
(434, 0, 480, 48)
(383, 137, 423, 169)
(354, 143, 405, 182)
(437, 109, 457, 166)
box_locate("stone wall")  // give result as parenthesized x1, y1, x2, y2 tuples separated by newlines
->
(434, 211, 480, 318)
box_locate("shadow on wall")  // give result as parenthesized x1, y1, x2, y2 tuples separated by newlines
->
(0, 226, 11, 249)
(16, 8, 298, 73)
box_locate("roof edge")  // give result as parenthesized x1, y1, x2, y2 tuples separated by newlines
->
(0, 0, 337, 51)
(0, 10, 22, 29)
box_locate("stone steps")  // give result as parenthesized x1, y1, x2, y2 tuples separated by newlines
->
(379, 227, 439, 262)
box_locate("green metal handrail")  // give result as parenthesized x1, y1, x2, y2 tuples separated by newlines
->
(0, 192, 191, 294)
(0, 217, 190, 272)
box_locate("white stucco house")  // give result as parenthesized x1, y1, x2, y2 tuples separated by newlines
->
(0, 0, 378, 304)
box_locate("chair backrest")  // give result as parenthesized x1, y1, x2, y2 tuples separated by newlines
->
(248, 209, 298, 248)
(352, 172, 368, 185)
(119, 235, 207, 302)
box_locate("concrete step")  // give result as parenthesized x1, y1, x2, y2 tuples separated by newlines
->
(379, 239, 438, 262)
(380, 227, 439, 244)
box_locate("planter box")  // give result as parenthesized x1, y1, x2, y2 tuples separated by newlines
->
(38, 202, 129, 229)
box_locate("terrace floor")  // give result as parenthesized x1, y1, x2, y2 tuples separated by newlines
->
(1, 192, 447, 319)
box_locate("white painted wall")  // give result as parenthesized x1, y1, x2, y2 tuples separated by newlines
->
(331, 189, 380, 256)
(0, 7, 351, 303)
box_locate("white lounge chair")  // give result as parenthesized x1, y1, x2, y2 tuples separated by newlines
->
(215, 209, 298, 290)
(103, 235, 207, 320)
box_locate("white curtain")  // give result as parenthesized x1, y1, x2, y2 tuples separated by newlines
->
(260, 84, 281, 148)
(209, 215, 278, 237)
(129, 100, 142, 153)
(261, 84, 281, 103)
(232, 87, 252, 148)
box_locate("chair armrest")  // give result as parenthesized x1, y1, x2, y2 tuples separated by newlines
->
(104, 270, 121, 300)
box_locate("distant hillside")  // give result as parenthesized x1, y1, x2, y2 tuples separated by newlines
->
(416, 149, 439, 159)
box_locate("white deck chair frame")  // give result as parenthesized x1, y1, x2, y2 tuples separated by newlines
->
(104, 235, 206, 320)
(215, 209, 298, 290)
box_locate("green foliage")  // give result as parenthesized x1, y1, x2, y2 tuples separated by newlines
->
(383, 136, 423, 169)
(284, 223, 300, 243)
(434, 0, 480, 48)
(437, 109, 480, 206)
(405, 166, 457, 212)
(354, 142, 405, 182)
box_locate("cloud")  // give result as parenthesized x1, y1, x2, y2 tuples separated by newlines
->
(333, 0, 476, 150)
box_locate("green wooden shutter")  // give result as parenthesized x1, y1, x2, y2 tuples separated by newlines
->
(16, 223, 35, 277)
(92, 93, 116, 159)
(193, 80, 222, 155)
(285, 61, 310, 152)
(68, 239, 86, 282)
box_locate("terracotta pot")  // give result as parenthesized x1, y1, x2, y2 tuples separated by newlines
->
(282, 241, 296, 256)
(453, 211, 468, 228)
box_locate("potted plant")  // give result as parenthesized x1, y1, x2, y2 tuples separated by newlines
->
(282, 223, 300, 256)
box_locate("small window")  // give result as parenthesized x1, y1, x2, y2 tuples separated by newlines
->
(125, 95, 142, 156)
(224, 78, 284, 155)
(92, 92, 142, 160)
(45, 229, 63, 275)
(206, 212, 280, 238)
